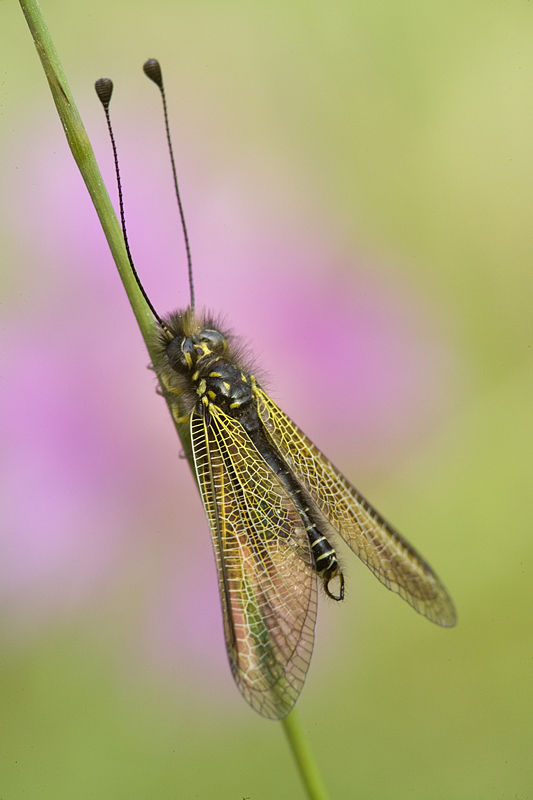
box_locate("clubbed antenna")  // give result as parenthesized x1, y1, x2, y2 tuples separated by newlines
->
(143, 58, 195, 312)
(94, 77, 170, 335)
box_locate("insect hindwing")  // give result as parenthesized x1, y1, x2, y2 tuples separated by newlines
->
(254, 387, 456, 628)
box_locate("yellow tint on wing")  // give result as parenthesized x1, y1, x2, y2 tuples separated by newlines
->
(255, 387, 456, 627)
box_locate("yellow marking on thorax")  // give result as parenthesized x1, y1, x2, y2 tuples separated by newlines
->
(170, 405, 190, 425)
(159, 374, 184, 398)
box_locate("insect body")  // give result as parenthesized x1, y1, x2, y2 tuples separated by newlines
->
(96, 61, 456, 721)
(152, 308, 456, 719)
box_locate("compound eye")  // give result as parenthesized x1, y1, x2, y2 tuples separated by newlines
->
(182, 338, 195, 358)
(166, 336, 190, 372)
(200, 329, 227, 354)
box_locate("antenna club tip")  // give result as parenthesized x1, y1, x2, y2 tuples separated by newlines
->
(143, 58, 163, 89)
(95, 78, 113, 108)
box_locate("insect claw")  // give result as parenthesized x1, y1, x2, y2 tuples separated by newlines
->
(325, 572, 345, 601)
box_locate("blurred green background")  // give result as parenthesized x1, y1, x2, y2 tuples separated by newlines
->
(2, 1, 532, 798)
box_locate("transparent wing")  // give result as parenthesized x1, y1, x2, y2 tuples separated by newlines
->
(255, 387, 456, 627)
(191, 405, 318, 719)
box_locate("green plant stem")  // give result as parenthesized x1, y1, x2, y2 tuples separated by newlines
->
(282, 709, 330, 800)
(19, 0, 153, 340)
(18, 3, 329, 798)
(18, 0, 192, 460)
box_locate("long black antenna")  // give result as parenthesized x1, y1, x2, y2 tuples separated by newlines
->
(94, 77, 171, 336)
(143, 59, 195, 312)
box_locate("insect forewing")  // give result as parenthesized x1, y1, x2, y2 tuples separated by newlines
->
(255, 388, 456, 627)
(191, 405, 318, 719)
